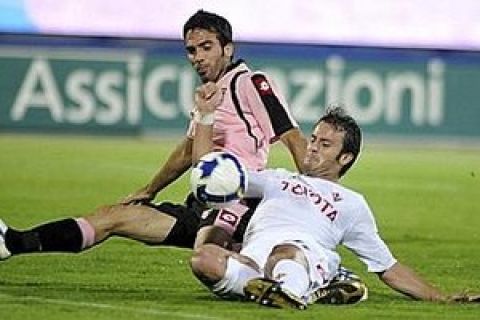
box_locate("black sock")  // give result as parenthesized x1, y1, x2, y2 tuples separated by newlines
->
(5, 218, 83, 254)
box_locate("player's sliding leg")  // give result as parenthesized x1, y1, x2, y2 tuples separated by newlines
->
(244, 243, 309, 309)
(244, 242, 369, 309)
(0, 202, 200, 259)
(84, 204, 177, 244)
(0, 217, 87, 259)
(244, 278, 308, 310)
(190, 243, 261, 299)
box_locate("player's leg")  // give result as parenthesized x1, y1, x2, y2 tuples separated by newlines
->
(0, 204, 173, 258)
(244, 243, 309, 309)
(263, 242, 367, 306)
(0, 216, 93, 259)
(85, 201, 204, 246)
(0, 202, 199, 260)
(84, 204, 177, 244)
(190, 243, 261, 299)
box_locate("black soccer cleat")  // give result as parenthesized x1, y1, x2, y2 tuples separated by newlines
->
(244, 278, 307, 310)
(0, 219, 12, 260)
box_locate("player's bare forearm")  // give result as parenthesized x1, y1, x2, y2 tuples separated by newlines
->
(146, 137, 193, 195)
(120, 137, 193, 204)
(380, 262, 446, 302)
(280, 128, 307, 173)
(192, 123, 214, 163)
(191, 82, 223, 162)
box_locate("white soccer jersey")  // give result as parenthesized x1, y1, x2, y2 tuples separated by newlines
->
(244, 169, 397, 273)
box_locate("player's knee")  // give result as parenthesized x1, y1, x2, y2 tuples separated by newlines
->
(190, 244, 225, 286)
(192, 250, 261, 299)
(190, 244, 216, 277)
(87, 204, 127, 235)
(270, 244, 302, 260)
(265, 244, 307, 275)
(97, 204, 124, 215)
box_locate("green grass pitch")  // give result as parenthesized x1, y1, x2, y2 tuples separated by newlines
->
(0, 134, 479, 320)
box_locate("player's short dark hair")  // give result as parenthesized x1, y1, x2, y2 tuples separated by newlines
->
(183, 10, 233, 47)
(317, 105, 362, 177)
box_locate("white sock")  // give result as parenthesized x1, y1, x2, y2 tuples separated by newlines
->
(212, 256, 261, 298)
(272, 259, 310, 298)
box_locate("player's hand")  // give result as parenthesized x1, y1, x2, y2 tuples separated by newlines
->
(447, 291, 480, 303)
(194, 82, 224, 115)
(120, 186, 155, 205)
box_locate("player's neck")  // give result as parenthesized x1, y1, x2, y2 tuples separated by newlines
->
(215, 61, 234, 82)
(305, 170, 340, 183)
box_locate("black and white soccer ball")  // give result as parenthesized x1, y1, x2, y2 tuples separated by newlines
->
(190, 151, 248, 208)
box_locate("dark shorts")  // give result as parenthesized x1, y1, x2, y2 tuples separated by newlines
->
(145, 193, 204, 248)
(198, 198, 261, 243)
(148, 194, 260, 248)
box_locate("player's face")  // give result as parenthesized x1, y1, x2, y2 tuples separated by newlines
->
(185, 28, 232, 83)
(303, 121, 351, 181)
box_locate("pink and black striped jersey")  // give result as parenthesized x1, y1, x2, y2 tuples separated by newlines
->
(188, 60, 298, 171)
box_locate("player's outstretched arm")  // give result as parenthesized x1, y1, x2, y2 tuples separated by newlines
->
(379, 261, 446, 301)
(379, 261, 480, 303)
(121, 137, 193, 204)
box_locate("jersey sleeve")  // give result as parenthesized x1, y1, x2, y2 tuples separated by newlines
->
(245, 72, 298, 143)
(245, 170, 269, 198)
(245, 168, 293, 198)
(342, 198, 397, 273)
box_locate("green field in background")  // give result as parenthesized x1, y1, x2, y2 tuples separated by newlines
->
(0, 134, 479, 320)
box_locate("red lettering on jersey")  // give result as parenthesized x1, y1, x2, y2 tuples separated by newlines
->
(326, 210, 338, 222)
(332, 192, 343, 202)
(309, 191, 322, 205)
(320, 201, 333, 213)
(292, 183, 308, 196)
(279, 180, 339, 222)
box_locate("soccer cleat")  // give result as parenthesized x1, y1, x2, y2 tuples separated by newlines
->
(0, 219, 12, 260)
(244, 278, 307, 310)
(333, 266, 362, 282)
(308, 266, 367, 305)
(309, 279, 368, 305)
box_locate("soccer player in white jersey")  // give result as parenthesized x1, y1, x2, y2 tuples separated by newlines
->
(190, 107, 480, 309)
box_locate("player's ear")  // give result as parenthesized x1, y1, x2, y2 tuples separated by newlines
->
(338, 152, 354, 167)
(224, 43, 234, 59)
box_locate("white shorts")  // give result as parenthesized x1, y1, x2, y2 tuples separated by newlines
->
(240, 232, 341, 293)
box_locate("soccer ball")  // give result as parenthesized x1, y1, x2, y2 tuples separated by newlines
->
(190, 151, 248, 208)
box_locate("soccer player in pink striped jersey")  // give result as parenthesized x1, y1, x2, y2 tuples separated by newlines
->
(0, 10, 305, 262)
